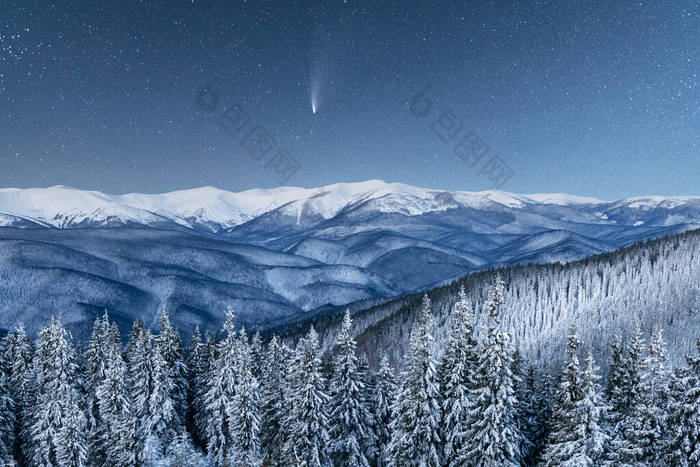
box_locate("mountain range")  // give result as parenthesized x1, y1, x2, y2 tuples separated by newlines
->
(0, 180, 698, 339)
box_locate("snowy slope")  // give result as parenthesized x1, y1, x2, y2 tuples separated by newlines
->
(0, 181, 698, 233)
(0, 180, 698, 339)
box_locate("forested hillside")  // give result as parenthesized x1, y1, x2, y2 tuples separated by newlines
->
(1, 281, 699, 465)
(292, 229, 700, 369)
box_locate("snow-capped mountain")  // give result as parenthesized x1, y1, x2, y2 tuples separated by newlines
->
(0, 180, 698, 339)
(1, 180, 697, 231)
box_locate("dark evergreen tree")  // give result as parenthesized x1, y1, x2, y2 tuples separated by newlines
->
(156, 306, 189, 426)
(373, 356, 396, 467)
(328, 310, 374, 466)
(541, 329, 607, 466)
(204, 308, 238, 465)
(387, 295, 441, 467)
(28, 316, 87, 466)
(283, 326, 330, 466)
(260, 335, 288, 465)
(438, 284, 478, 466)
(459, 277, 520, 466)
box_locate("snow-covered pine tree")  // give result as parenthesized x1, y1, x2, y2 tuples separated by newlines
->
(373, 356, 396, 467)
(55, 389, 88, 467)
(126, 320, 156, 460)
(458, 278, 520, 466)
(194, 328, 215, 449)
(664, 339, 700, 466)
(96, 342, 138, 465)
(387, 294, 441, 467)
(187, 326, 208, 447)
(9, 325, 33, 464)
(540, 329, 607, 466)
(146, 342, 179, 453)
(0, 372, 15, 465)
(606, 325, 646, 464)
(204, 307, 239, 465)
(260, 335, 288, 465)
(578, 350, 607, 463)
(156, 306, 189, 426)
(357, 353, 378, 463)
(283, 326, 330, 466)
(28, 316, 87, 466)
(438, 284, 478, 466)
(250, 331, 263, 380)
(520, 364, 541, 466)
(84, 312, 116, 464)
(0, 332, 15, 377)
(532, 371, 554, 463)
(126, 319, 177, 461)
(626, 326, 670, 464)
(227, 328, 262, 466)
(328, 310, 374, 467)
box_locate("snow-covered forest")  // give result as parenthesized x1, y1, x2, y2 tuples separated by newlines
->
(1, 274, 700, 466)
(297, 228, 700, 370)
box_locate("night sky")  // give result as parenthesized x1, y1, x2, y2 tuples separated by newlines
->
(2, 0, 698, 199)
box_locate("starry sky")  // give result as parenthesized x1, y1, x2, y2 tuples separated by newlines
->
(1, 0, 698, 199)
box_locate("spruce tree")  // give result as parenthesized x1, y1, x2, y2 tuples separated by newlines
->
(459, 278, 520, 466)
(156, 306, 189, 426)
(10, 325, 33, 464)
(0, 372, 15, 465)
(228, 328, 262, 466)
(283, 326, 330, 466)
(204, 307, 238, 465)
(627, 326, 670, 464)
(260, 335, 288, 465)
(665, 339, 700, 466)
(520, 364, 541, 466)
(328, 310, 373, 467)
(607, 326, 645, 464)
(29, 316, 87, 466)
(96, 343, 138, 465)
(540, 329, 607, 466)
(387, 295, 441, 467)
(438, 284, 478, 466)
(373, 356, 396, 467)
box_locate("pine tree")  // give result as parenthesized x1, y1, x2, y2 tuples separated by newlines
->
(532, 371, 554, 463)
(373, 356, 396, 467)
(607, 325, 645, 464)
(438, 284, 478, 466)
(84, 312, 117, 465)
(459, 278, 520, 466)
(250, 331, 263, 380)
(55, 390, 88, 467)
(187, 326, 209, 448)
(96, 342, 138, 466)
(204, 307, 238, 465)
(540, 329, 607, 466)
(156, 306, 189, 426)
(228, 328, 262, 466)
(520, 364, 541, 466)
(8, 325, 32, 460)
(664, 339, 700, 466)
(387, 295, 441, 467)
(283, 326, 330, 466)
(0, 372, 15, 465)
(28, 316, 87, 466)
(260, 335, 288, 465)
(328, 310, 373, 467)
(627, 326, 670, 464)
(146, 343, 178, 452)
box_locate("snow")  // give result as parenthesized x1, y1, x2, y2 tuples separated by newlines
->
(0, 181, 697, 230)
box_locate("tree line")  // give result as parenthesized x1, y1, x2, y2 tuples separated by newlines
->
(1, 277, 699, 465)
